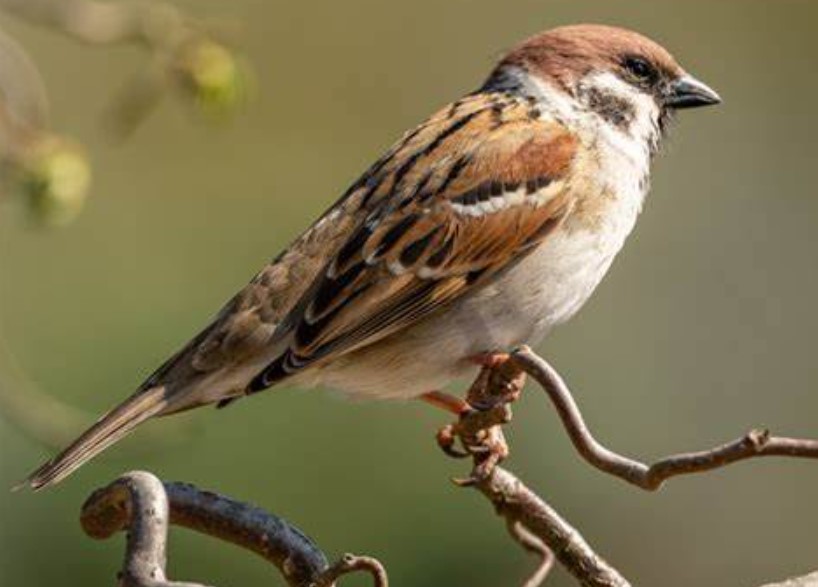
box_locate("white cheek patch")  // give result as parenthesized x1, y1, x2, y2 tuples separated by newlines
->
(580, 71, 660, 141)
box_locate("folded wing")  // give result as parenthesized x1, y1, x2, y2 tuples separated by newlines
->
(252, 93, 578, 388)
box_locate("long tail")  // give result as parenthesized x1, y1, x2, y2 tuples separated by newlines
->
(18, 386, 169, 491)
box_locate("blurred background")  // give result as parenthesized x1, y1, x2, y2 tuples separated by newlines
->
(1, 0, 817, 585)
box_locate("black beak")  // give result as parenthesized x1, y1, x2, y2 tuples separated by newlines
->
(665, 75, 721, 109)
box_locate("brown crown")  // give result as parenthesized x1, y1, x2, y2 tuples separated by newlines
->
(495, 24, 684, 90)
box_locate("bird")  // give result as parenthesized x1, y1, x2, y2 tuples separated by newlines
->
(22, 24, 720, 490)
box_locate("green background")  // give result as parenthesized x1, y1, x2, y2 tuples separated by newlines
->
(2, 1, 817, 585)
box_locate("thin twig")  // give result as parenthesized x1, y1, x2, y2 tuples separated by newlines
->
(478, 466, 630, 587)
(442, 346, 818, 585)
(511, 346, 818, 490)
(313, 553, 390, 587)
(0, 0, 186, 47)
(506, 520, 555, 587)
(81, 471, 335, 587)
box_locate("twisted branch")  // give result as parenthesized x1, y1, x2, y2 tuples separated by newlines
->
(80, 471, 384, 587)
(438, 346, 818, 585)
(78, 346, 818, 587)
(511, 346, 818, 490)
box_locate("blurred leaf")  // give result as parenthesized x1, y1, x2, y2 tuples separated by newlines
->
(173, 37, 252, 120)
(15, 134, 91, 227)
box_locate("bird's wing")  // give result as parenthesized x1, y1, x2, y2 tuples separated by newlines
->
(20, 93, 580, 490)
(250, 93, 579, 388)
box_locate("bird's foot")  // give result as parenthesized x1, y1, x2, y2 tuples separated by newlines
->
(452, 421, 511, 486)
(437, 352, 527, 484)
(466, 351, 527, 410)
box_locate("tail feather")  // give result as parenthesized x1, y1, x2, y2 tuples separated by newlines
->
(18, 386, 168, 491)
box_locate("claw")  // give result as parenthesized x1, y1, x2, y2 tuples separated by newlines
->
(436, 425, 471, 459)
(469, 352, 512, 369)
(451, 475, 478, 487)
(465, 443, 491, 455)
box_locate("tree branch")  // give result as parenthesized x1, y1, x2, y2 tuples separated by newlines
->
(510, 346, 818, 490)
(80, 471, 384, 587)
(78, 345, 818, 586)
(81, 472, 212, 587)
(0, 0, 187, 47)
(478, 466, 629, 587)
(438, 346, 818, 585)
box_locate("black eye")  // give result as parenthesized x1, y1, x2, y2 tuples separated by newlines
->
(624, 57, 656, 83)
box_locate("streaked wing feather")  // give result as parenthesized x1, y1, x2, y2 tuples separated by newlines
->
(253, 94, 579, 386)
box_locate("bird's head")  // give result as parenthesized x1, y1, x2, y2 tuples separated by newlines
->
(490, 24, 720, 148)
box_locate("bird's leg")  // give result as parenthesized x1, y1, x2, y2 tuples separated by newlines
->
(420, 391, 472, 416)
(466, 352, 526, 409)
(420, 391, 474, 459)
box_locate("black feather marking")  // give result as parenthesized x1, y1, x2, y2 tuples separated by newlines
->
(466, 267, 489, 285)
(525, 179, 539, 194)
(310, 262, 366, 320)
(452, 188, 477, 206)
(400, 170, 434, 209)
(447, 98, 464, 119)
(358, 173, 387, 209)
(391, 150, 424, 192)
(400, 227, 442, 266)
(308, 279, 440, 362)
(348, 123, 427, 207)
(436, 155, 472, 195)
(422, 109, 482, 156)
(364, 126, 424, 181)
(391, 108, 486, 192)
(373, 214, 420, 257)
(294, 286, 368, 349)
(426, 236, 454, 269)
(216, 397, 238, 409)
(248, 356, 288, 392)
(451, 182, 494, 206)
(490, 100, 506, 128)
(335, 226, 372, 271)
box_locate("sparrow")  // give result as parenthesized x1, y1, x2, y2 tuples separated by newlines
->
(22, 24, 720, 490)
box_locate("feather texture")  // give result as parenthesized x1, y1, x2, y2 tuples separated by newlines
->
(250, 94, 577, 387)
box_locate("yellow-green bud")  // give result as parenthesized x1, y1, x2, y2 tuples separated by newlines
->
(176, 38, 250, 119)
(17, 136, 91, 227)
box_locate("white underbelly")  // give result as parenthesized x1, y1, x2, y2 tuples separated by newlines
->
(309, 218, 634, 400)
(445, 224, 628, 350)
